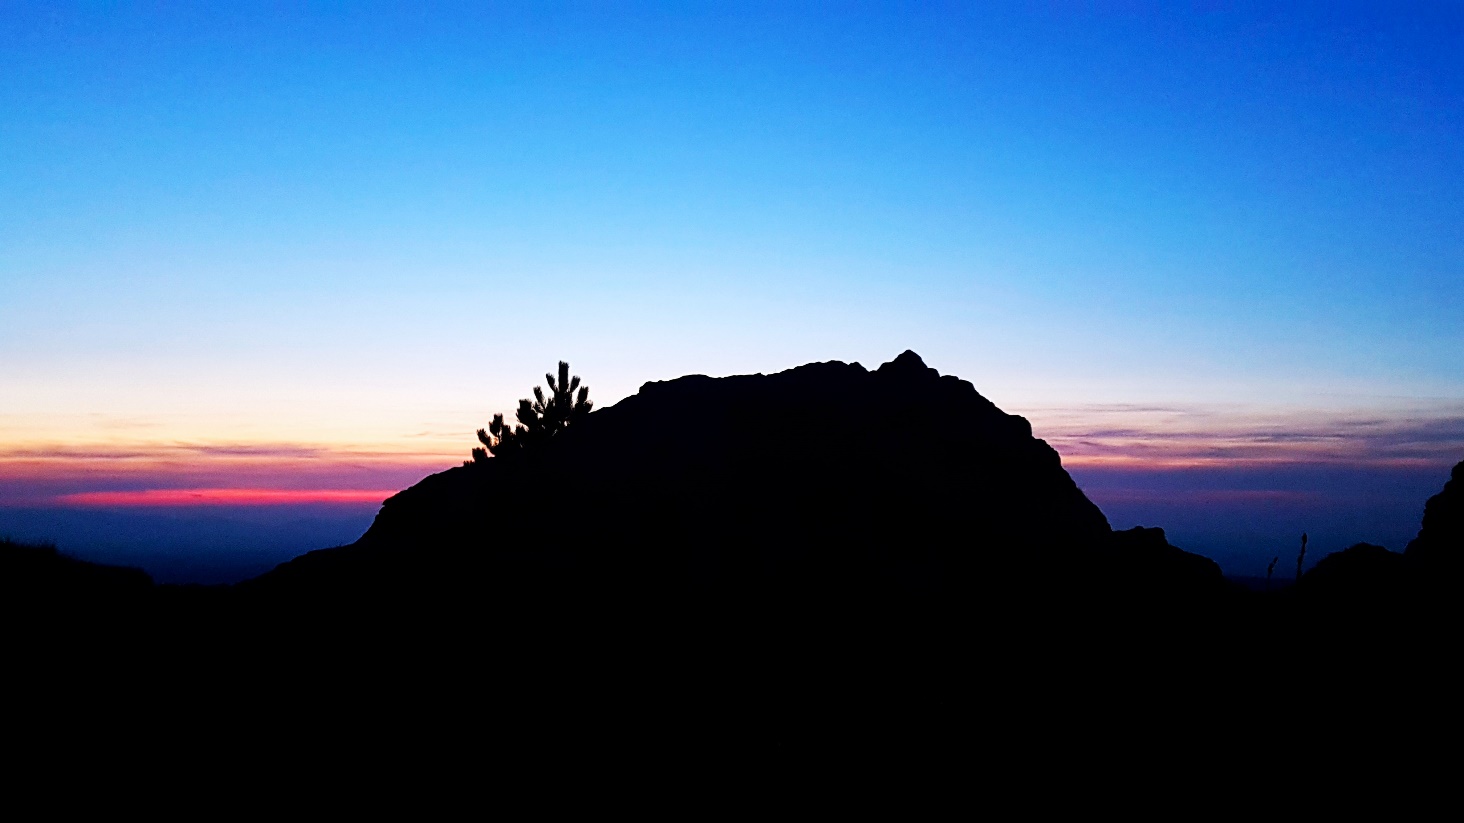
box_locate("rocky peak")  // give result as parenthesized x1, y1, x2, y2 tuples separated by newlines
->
(875, 349, 938, 380)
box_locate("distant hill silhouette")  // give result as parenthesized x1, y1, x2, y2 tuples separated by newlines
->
(0, 537, 152, 603)
(1293, 542, 1405, 604)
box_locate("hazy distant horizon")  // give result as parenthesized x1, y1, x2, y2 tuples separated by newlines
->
(1, 459, 1447, 584)
(3, 373, 1454, 584)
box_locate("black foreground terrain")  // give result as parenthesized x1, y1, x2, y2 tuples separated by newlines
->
(6, 353, 1457, 758)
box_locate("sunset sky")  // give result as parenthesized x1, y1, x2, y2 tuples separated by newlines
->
(3, 4, 1461, 581)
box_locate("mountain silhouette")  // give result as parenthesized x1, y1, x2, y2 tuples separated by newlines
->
(247, 351, 1229, 619)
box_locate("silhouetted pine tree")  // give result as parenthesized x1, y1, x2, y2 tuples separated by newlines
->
(473, 361, 592, 461)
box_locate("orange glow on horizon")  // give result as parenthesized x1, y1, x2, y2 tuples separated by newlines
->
(58, 488, 400, 507)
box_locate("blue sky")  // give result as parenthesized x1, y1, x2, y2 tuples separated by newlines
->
(2, 3, 1461, 580)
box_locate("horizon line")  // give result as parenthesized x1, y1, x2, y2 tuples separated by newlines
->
(56, 488, 402, 507)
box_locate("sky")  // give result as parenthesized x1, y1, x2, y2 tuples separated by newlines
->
(2, 3, 1461, 582)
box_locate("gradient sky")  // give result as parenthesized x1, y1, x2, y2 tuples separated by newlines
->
(3, 3, 1461, 581)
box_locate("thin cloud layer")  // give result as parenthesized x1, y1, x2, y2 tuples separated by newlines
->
(0, 439, 460, 506)
(4, 404, 1462, 509)
(1023, 402, 1464, 470)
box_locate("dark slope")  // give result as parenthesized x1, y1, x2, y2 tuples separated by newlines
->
(249, 351, 1227, 617)
(1, 538, 157, 669)
(1405, 459, 1463, 577)
(1, 537, 153, 603)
